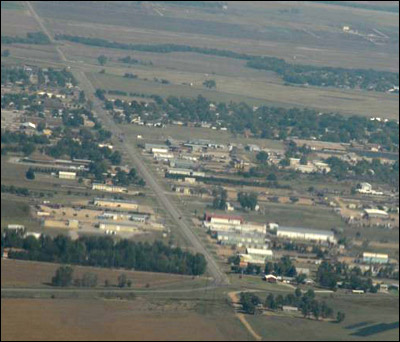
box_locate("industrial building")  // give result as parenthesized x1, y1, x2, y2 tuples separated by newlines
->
(167, 168, 206, 178)
(145, 143, 169, 154)
(58, 171, 77, 180)
(246, 248, 274, 262)
(130, 214, 149, 223)
(204, 213, 244, 226)
(93, 198, 139, 211)
(364, 209, 389, 219)
(216, 231, 267, 248)
(276, 226, 336, 244)
(92, 183, 128, 193)
(362, 252, 389, 264)
(98, 221, 139, 233)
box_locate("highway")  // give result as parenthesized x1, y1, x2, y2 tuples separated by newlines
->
(25, 2, 229, 286)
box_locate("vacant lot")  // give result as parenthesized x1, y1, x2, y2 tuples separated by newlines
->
(1, 298, 248, 341)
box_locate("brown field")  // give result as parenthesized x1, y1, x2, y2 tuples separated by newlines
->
(1, 259, 206, 289)
(1, 298, 247, 341)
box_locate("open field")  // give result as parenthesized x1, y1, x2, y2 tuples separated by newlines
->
(1, 198, 40, 231)
(33, 1, 399, 71)
(1, 259, 208, 290)
(1, 297, 248, 341)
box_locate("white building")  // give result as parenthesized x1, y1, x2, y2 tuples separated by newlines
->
(277, 226, 336, 244)
(364, 209, 389, 219)
(92, 183, 128, 193)
(58, 171, 77, 180)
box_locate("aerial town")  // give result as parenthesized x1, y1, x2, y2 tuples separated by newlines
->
(1, 1, 399, 341)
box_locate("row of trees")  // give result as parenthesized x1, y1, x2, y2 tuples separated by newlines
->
(1, 32, 50, 45)
(51, 266, 132, 288)
(2, 232, 207, 276)
(239, 289, 345, 322)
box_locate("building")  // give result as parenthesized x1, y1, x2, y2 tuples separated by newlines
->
(364, 209, 389, 219)
(204, 213, 244, 226)
(98, 212, 132, 221)
(98, 221, 139, 233)
(362, 252, 389, 264)
(58, 171, 77, 180)
(277, 226, 336, 244)
(216, 231, 266, 248)
(167, 168, 205, 178)
(282, 306, 298, 313)
(264, 274, 277, 283)
(130, 214, 149, 223)
(145, 143, 169, 154)
(246, 248, 273, 262)
(7, 224, 25, 231)
(357, 183, 383, 195)
(94, 198, 139, 211)
(92, 183, 128, 193)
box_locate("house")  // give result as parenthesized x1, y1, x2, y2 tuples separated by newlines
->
(264, 274, 277, 283)
(357, 183, 383, 195)
(282, 306, 298, 313)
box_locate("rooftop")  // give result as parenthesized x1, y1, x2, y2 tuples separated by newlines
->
(277, 226, 334, 237)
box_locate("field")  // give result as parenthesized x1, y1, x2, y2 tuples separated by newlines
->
(1, 259, 209, 290)
(1, 298, 247, 341)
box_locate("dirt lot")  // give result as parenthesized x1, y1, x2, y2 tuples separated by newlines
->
(1, 259, 204, 289)
(1, 298, 247, 341)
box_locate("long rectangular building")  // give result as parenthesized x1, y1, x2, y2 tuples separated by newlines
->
(277, 226, 336, 244)
(94, 198, 138, 211)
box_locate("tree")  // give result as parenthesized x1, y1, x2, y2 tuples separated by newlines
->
(203, 79, 216, 89)
(25, 168, 35, 180)
(267, 173, 277, 181)
(118, 273, 128, 288)
(256, 151, 269, 163)
(300, 155, 308, 165)
(3, 49, 10, 57)
(336, 311, 346, 323)
(98, 55, 108, 66)
(52, 266, 74, 287)
(238, 192, 258, 211)
(295, 287, 302, 298)
(265, 293, 277, 309)
(212, 187, 227, 210)
(240, 292, 260, 315)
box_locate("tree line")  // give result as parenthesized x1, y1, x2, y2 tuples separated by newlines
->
(2, 232, 208, 276)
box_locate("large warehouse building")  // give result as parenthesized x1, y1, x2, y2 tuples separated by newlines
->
(94, 198, 139, 211)
(277, 226, 336, 244)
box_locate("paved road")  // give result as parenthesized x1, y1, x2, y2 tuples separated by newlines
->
(25, 1, 229, 286)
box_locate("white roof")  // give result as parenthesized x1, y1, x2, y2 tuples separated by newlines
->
(246, 248, 273, 256)
(364, 209, 388, 216)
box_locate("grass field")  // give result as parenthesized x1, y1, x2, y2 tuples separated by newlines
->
(1, 259, 209, 290)
(1, 298, 248, 341)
